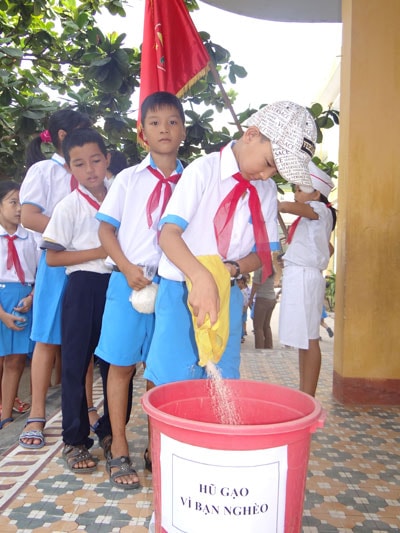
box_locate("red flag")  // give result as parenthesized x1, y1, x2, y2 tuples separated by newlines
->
(138, 0, 210, 146)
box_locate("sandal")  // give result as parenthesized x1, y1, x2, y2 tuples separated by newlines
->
(88, 406, 100, 432)
(106, 455, 140, 490)
(13, 397, 31, 413)
(99, 434, 112, 460)
(0, 417, 14, 429)
(18, 417, 46, 449)
(144, 448, 152, 472)
(62, 444, 98, 474)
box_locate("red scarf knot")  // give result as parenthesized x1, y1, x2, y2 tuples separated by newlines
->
(146, 166, 181, 228)
(214, 172, 272, 281)
(4, 235, 25, 284)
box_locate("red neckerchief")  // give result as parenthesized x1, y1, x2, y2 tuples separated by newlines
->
(146, 166, 181, 228)
(286, 216, 301, 244)
(213, 159, 272, 281)
(76, 188, 101, 210)
(4, 234, 25, 283)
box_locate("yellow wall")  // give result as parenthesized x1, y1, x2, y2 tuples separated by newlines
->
(335, 1, 400, 389)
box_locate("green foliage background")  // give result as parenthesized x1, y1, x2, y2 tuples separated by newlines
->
(0, 0, 339, 181)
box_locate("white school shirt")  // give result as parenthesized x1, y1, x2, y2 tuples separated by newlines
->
(20, 154, 72, 246)
(0, 224, 40, 283)
(158, 141, 279, 282)
(42, 183, 112, 275)
(96, 154, 183, 267)
(283, 200, 333, 270)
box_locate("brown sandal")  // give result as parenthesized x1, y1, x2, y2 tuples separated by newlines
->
(62, 444, 98, 473)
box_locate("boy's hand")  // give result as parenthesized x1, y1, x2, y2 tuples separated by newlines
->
(188, 269, 220, 327)
(122, 263, 151, 291)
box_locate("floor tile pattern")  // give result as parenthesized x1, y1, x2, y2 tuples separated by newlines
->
(0, 329, 399, 532)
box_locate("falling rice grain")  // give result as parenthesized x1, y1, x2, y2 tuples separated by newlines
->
(205, 361, 241, 425)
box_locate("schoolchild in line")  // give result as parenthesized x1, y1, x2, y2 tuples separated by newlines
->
(144, 101, 317, 466)
(41, 128, 114, 473)
(0, 181, 39, 429)
(18, 108, 91, 449)
(95, 91, 186, 489)
(278, 161, 336, 396)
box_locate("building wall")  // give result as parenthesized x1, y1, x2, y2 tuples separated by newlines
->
(333, 0, 400, 403)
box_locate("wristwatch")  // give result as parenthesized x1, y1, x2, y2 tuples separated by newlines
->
(224, 260, 241, 279)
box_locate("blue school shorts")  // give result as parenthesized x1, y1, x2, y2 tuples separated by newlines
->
(95, 271, 155, 366)
(144, 278, 243, 386)
(31, 252, 67, 344)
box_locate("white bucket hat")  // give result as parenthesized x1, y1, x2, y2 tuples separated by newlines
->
(246, 101, 317, 186)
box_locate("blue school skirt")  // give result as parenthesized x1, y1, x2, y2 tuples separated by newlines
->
(0, 282, 35, 356)
(30, 252, 67, 344)
(144, 278, 243, 386)
(95, 271, 155, 366)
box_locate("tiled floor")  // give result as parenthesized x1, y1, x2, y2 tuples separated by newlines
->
(0, 310, 399, 532)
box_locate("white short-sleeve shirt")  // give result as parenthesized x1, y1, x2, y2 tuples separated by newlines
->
(20, 154, 73, 245)
(42, 184, 112, 275)
(158, 142, 279, 281)
(96, 154, 182, 268)
(283, 200, 333, 270)
(0, 224, 40, 283)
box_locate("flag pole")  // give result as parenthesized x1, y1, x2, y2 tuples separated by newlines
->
(208, 59, 243, 134)
(208, 57, 288, 239)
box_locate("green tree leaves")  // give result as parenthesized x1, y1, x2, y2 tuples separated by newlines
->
(0, 0, 338, 182)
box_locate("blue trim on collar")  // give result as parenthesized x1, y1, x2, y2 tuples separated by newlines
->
(149, 154, 183, 174)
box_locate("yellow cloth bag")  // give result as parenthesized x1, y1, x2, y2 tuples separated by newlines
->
(186, 255, 231, 367)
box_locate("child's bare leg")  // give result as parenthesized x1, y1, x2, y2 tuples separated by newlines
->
(299, 339, 321, 397)
(1, 354, 26, 423)
(52, 349, 62, 386)
(108, 364, 138, 486)
(19, 342, 57, 446)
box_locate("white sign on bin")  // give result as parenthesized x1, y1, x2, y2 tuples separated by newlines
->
(160, 434, 288, 533)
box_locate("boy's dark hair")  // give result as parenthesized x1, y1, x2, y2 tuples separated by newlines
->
(62, 128, 107, 166)
(141, 91, 185, 126)
(25, 108, 91, 169)
(108, 150, 128, 175)
(0, 180, 20, 203)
